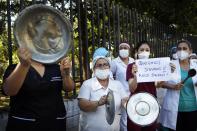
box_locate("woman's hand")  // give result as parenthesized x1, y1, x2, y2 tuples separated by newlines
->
(122, 97, 129, 109)
(3, 47, 32, 96)
(173, 82, 183, 90)
(155, 81, 165, 88)
(132, 64, 138, 75)
(17, 48, 31, 67)
(170, 63, 176, 73)
(60, 57, 72, 77)
(98, 95, 107, 106)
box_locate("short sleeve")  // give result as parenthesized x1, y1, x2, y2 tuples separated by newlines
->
(2, 64, 17, 95)
(3, 64, 17, 80)
(126, 63, 134, 81)
(77, 81, 91, 100)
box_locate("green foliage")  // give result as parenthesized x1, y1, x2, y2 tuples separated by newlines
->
(0, 35, 8, 85)
(0, 31, 18, 86)
(113, 0, 197, 35)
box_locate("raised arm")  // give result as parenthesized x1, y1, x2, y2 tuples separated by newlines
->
(127, 64, 138, 93)
(3, 48, 31, 96)
(60, 57, 74, 92)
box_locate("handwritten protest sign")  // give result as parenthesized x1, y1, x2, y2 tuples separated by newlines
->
(190, 59, 197, 68)
(136, 57, 171, 83)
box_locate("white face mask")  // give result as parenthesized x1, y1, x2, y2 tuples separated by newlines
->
(95, 69, 110, 80)
(172, 53, 178, 60)
(177, 50, 189, 60)
(138, 51, 150, 59)
(119, 49, 129, 58)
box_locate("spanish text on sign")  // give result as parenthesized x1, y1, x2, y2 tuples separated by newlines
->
(136, 57, 171, 83)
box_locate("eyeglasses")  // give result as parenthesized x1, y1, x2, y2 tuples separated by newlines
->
(95, 63, 109, 68)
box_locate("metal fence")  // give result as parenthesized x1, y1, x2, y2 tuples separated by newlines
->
(4, 0, 184, 97)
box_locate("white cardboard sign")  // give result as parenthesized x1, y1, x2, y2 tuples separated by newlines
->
(136, 57, 171, 83)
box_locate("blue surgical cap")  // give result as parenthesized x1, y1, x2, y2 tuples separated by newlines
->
(93, 47, 109, 60)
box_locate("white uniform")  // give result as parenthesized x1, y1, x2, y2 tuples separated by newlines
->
(111, 57, 134, 96)
(110, 56, 134, 131)
(78, 77, 127, 131)
(159, 59, 197, 130)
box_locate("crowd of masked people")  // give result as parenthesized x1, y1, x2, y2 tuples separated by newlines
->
(2, 39, 197, 131)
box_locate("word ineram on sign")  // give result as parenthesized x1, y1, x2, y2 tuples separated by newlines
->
(136, 57, 171, 83)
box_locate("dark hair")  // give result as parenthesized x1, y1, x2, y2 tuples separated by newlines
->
(169, 46, 177, 59)
(177, 39, 192, 49)
(135, 41, 151, 51)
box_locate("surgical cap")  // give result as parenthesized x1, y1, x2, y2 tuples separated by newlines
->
(92, 56, 110, 69)
(119, 43, 130, 49)
(93, 47, 109, 60)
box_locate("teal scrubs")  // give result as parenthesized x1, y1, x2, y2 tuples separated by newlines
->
(178, 68, 197, 112)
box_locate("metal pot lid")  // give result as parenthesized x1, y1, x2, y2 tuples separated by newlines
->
(14, 4, 72, 64)
(126, 92, 159, 126)
(105, 89, 115, 125)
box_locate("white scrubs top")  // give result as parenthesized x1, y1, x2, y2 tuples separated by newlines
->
(110, 57, 134, 97)
(78, 77, 127, 131)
